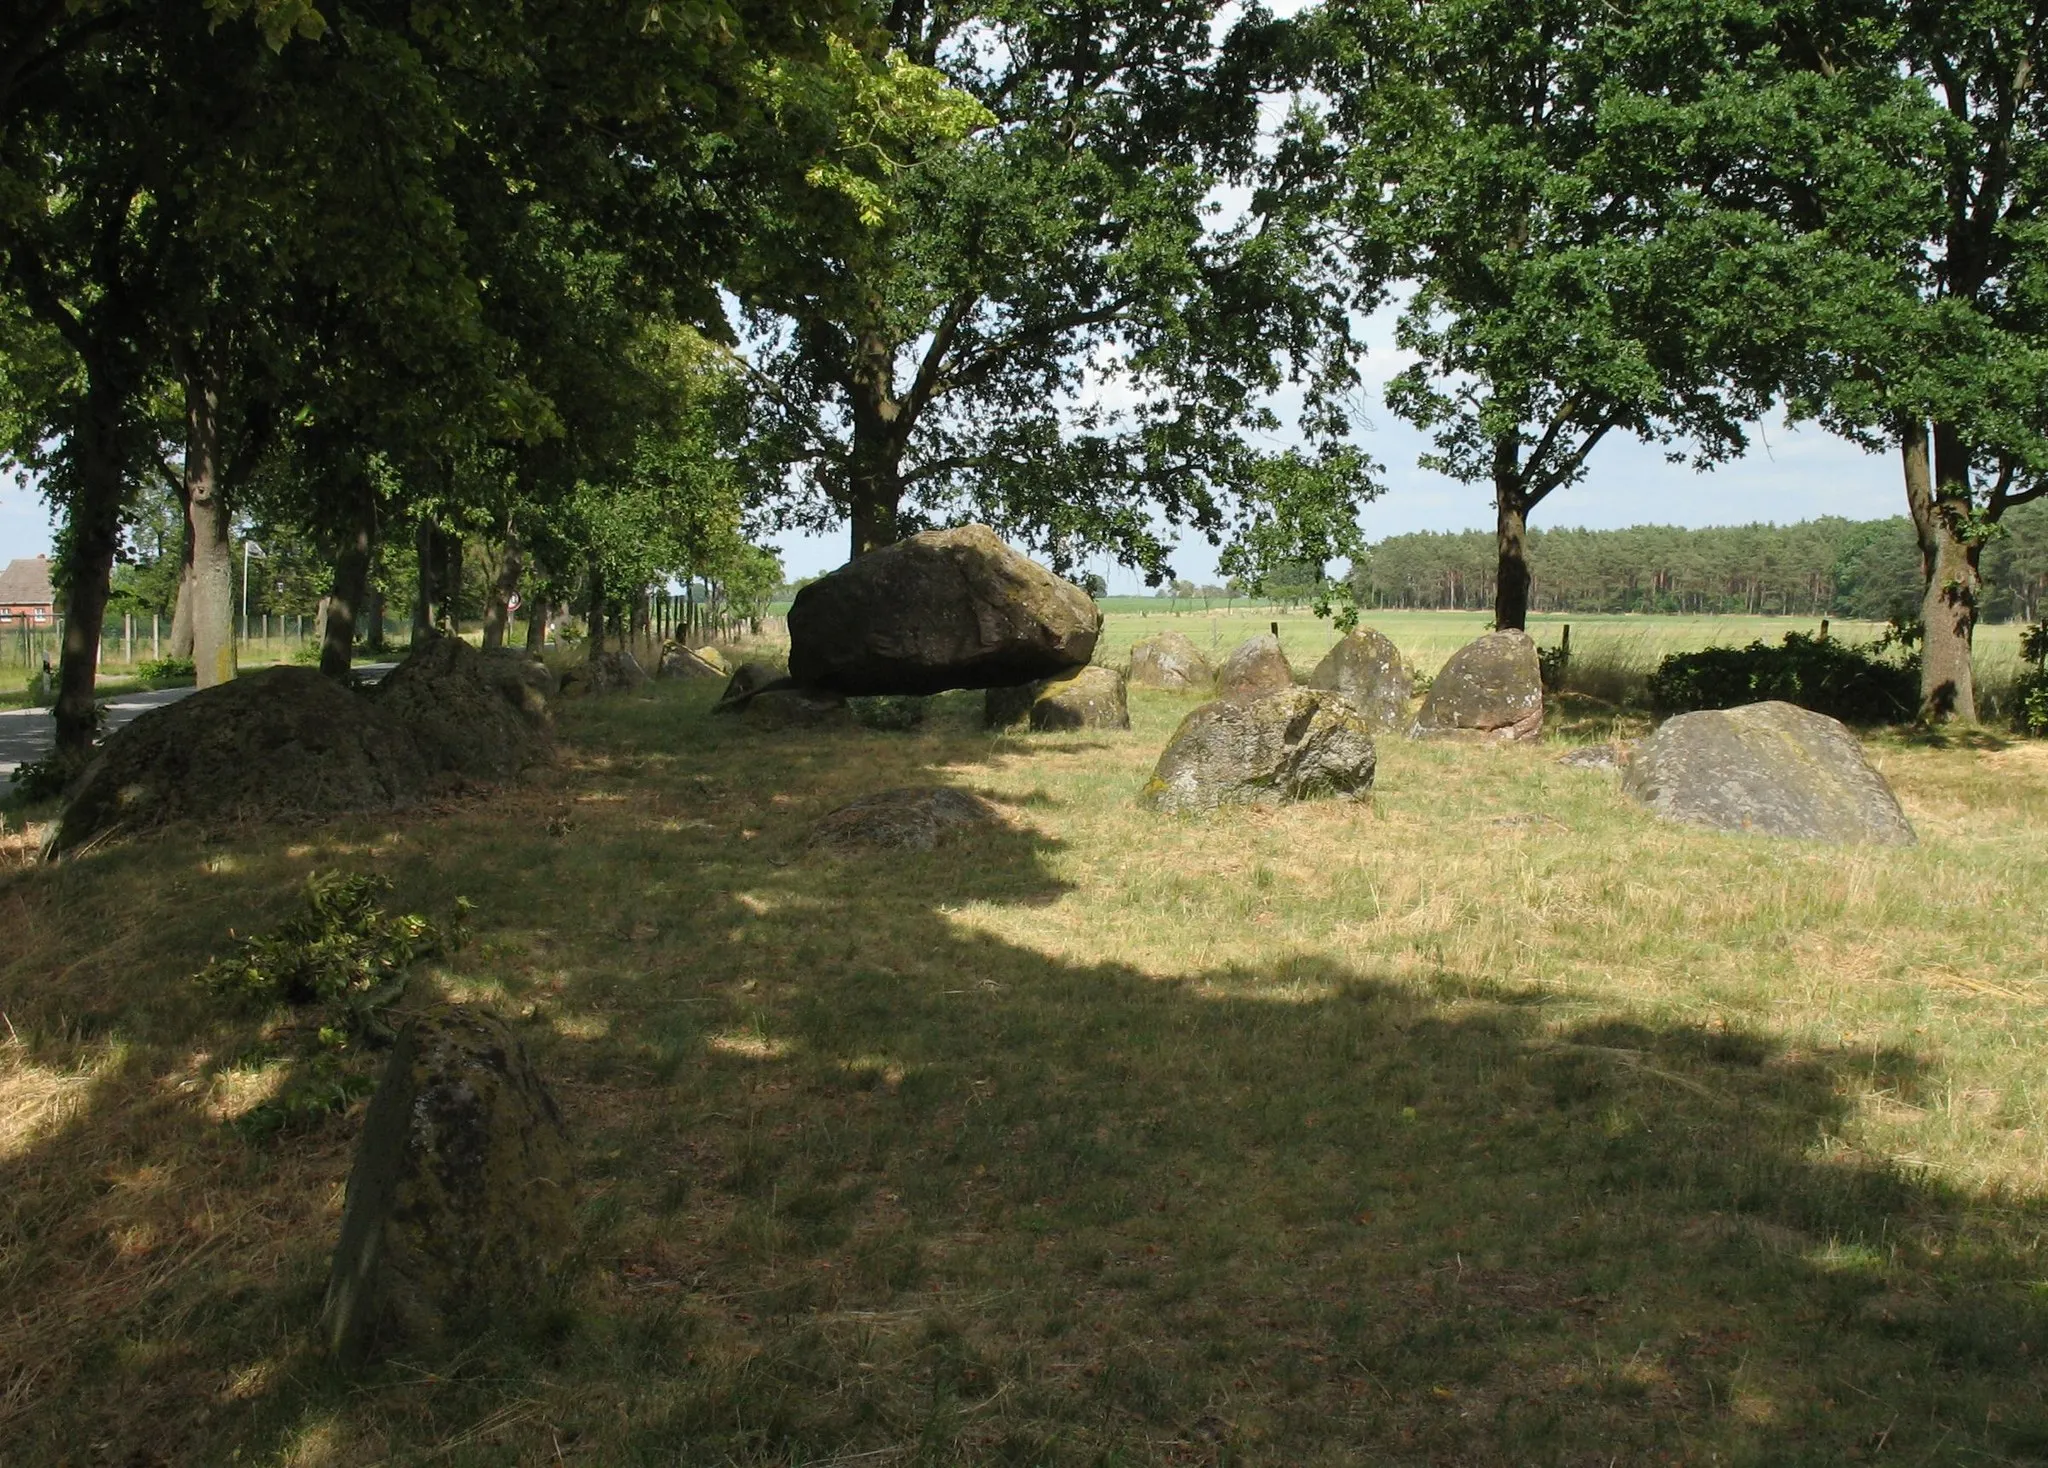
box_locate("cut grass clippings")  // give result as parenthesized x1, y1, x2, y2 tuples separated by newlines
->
(1, 622, 2046, 1465)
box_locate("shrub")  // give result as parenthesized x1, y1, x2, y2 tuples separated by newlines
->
(136, 656, 196, 684)
(7, 751, 79, 804)
(197, 870, 468, 1044)
(1647, 632, 1919, 725)
(2015, 624, 2048, 737)
(197, 871, 471, 1138)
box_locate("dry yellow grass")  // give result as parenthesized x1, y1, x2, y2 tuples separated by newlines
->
(1, 632, 2046, 1464)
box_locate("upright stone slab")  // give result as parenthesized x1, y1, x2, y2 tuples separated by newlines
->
(1622, 700, 1916, 845)
(322, 1006, 575, 1364)
(1410, 630, 1544, 742)
(1128, 630, 1215, 691)
(1216, 634, 1294, 702)
(1307, 628, 1413, 730)
(788, 525, 1101, 695)
(985, 665, 1131, 731)
(1141, 688, 1376, 814)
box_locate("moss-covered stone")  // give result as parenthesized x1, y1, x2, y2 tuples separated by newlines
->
(1306, 628, 1412, 730)
(985, 665, 1130, 731)
(1215, 634, 1294, 702)
(1141, 688, 1376, 814)
(322, 1005, 575, 1365)
(1128, 630, 1214, 691)
(808, 786, 1002, 854)
(1409, 630, 1543, 742)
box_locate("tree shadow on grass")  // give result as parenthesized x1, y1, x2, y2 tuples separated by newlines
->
(3, 682, 2046, 1466)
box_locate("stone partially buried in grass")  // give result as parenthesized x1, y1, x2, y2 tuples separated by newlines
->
(322, 1005, 575, 1365)
(1306, 627, 1413, 730)
(1141, 687, 1376, 814)
(1216, 633, 1295, 701)
(808, 786, 1003, 853)
(985, 665, 1130, 731)
(1622, 700, 1916, 845)
(49, 666, 435, 857)
(1409, 629, 1544, 742)
(1128, 630, 1214, 691)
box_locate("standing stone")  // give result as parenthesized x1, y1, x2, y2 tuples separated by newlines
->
(788, 525, 1101, 695)
(1409, 630, 1544, 742)
(715, 661, 784, 708)
(1307, 628, 1413, 730)
(986, 665, 1131, 731)
(1128, 630, 1215, 691)
(1141, 688, 1376, 814)
(1216, 634, 1294, 701)
(657, 643, 723, 680)
(1621, 700, 1916, 845)
(322, 1006, 575, 1364)
(558, 649, 648, 698)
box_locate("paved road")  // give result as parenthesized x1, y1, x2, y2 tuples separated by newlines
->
(1, 664, 395, 782)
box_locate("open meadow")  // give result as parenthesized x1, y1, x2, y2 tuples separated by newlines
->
(3, 614, 2047, 1466)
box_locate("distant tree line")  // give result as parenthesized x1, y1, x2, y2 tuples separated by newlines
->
(1348, 508, 2048, 625)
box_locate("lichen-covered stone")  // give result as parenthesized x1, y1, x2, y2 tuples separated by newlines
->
(1141, 688, 1376, 814)
(657, 643, 723, 680)
(985, 665, 1131, 731)
(1128, 631, 1215, 691)
(373, 633, 552, 779)
(558, 649, 648, 698)
(788, 524, 1101, 695)
(1622, 700, 1916, 845)
(1307, 628, 1413, 730)
(1410, 631, 1544, 742)
(1216, 634, 1294, 702)
(322, 1006, 575, 1364)
(50, 667, 435, 857)
(693, 645, 729, 673)
(808, 786, 1002, 854)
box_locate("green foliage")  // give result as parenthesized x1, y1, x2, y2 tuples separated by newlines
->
(7, 751, 79, 805)
(134, 656, 196, 684)
(1538, 643, 1572, 694)
(2016, 624, 2048, 737)
(196, 871, 467, 1046)
(1647, 633, 1920, 725)
(848, 695, 927, 732)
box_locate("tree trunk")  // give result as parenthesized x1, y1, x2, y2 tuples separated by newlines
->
(363, 583, 386, 651)
(53, 376, 127, 759)
(183, 365, 236, 688)
(847, 343, 906, 558)
(585, 559, 606, 656)
(1912, 422, 1980, 722)
(321, 473, 376, 681)
(441, 532, 462, 635)
(482, 534, 520, 650)
(1493, 461, 1532, 633)
(412, 520, 436, 644)
(525, 592, 547, 653)
(168, 493, 195, 659)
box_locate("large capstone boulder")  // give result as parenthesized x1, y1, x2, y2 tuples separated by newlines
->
(1307, 628, 1413, 731)
(558, 648, 648, 698)
(372, 634, 551, 780)
(1216, 634, 1295, 702)
(1621, 701, 1916, 845)
(1141, 688, 1377, 815)
(808, 786, 1002, 854)
(787, 525, 1101, 695)
(322, 1005, 575, 1364)
(1128, 630, 1215, 691)
(50, 667, 434, 857)
(985, 665, 1131, 731)
(1410, 630, 1544, 742)
(657, 643, 723, 680)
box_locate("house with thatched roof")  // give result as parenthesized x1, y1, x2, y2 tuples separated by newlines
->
(0, 556, 56, 627)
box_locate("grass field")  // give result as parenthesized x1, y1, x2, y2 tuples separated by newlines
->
(3, 618, 2047, 1465)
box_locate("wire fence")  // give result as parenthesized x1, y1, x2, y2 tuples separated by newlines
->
(0, 612, 328, 674)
